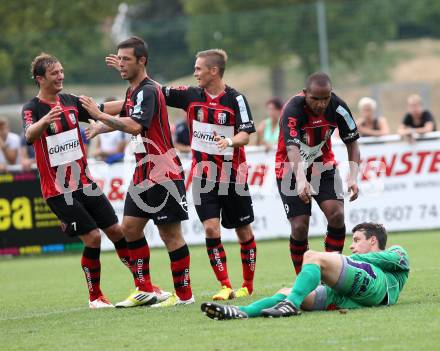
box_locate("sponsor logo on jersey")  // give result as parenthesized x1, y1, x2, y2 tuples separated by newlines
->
(49, 122, 57, 134)
(69, 112, 76, 125)
(193, 130, 217, 142)
(197, 108, 204, 121)
(239, 122, 254, 130)
(217, 112, 226, 124)
(48, 139, 80, 155)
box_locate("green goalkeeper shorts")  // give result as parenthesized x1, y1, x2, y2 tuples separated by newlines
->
(311, 256, 388, 310)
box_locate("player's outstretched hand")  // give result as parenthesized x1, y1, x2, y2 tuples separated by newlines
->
(105, 54, 120, 71)
(348, 182, 359, 202)
(79, 96, 101, 119)
(86, 120, 100, 140)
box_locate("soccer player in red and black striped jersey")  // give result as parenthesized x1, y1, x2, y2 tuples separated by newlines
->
(21, 53, 140, 308)
(162, 49, 257, 300)
(276, 72, 360, 275)
(81, 37, 193, 308)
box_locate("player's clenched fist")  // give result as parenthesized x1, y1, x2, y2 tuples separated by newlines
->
(42, 105, 62, 125)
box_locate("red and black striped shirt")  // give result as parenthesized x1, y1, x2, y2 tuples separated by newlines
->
(21, 94, 93, 199)
(276, 92, 359, 179)
(163, 85, 255, 183)
(120, 78, 184, 185)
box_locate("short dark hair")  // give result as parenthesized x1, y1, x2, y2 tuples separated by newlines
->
(266, 97, 283, 110)
(117, 36, 148, 66)
(352, 222, 387, 250)
(31, 53, 59, 86)
(196, 49, 228, 77)
(306, 72, 332, 91)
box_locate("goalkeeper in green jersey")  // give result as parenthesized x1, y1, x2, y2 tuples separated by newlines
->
(201, 222, 410, 319)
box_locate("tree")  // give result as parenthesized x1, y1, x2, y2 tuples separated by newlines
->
(0, 0, 120, 101)
(127, 0, 194, 82)
(183, 0, 396, 97)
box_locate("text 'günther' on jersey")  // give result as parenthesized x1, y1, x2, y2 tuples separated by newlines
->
(162, 85, 256, 183)
(120, 78, 184, 186)
(275, 92, 359, 179)
(21, 94, 94, 199)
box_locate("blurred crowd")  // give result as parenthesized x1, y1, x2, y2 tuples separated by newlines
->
(0, 94, 436, 171)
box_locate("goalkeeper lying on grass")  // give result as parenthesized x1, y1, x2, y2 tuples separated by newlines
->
(201, 222, 409, 319)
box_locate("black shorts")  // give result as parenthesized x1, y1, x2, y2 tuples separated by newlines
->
(123, 180, 189, 225)
(46, 183, 118, 237)
(277, 168, 343, 219)
(192, 178, 254, 229)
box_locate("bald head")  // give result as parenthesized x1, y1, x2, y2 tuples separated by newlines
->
(306, 72, 332, 91)
(303, 72, 332, 116)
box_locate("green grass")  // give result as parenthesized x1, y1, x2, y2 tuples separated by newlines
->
(1, 231, 439, 351)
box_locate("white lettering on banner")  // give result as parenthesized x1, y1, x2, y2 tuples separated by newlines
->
(45, 129, 83, 167)
(131, 134, 147, 154)
(191, 120, 234, 156)
(91, 136, 440, 251)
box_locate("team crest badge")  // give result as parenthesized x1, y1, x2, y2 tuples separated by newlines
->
(49, 122, 57, 134)
(217, 112, 226, 124)
(69, 112, 76, 125)
(197, 108, 204, 121)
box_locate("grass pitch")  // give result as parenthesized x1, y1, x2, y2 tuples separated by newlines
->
(1, 231, 439, 351)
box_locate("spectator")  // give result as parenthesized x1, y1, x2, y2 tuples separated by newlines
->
(92, 130, 128, 164)
(20, 133, 36, 171)
(356, 97, 389, 137)
(173, 118, 191, 153)
(0, 117, 20, 172)
(80, 127, 90, 157)
(256, 97, 283, 150)
(398, 94, 436, 141)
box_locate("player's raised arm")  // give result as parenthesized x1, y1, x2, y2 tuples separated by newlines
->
(102, 99, 124, 116)
(79, 95, 143, 135)
(162, 86, 191, 110)
(23, 105, 62, 144)
(105, 53, 120, 71)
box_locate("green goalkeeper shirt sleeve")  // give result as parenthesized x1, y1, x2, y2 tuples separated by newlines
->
(349, 245, 410, 273)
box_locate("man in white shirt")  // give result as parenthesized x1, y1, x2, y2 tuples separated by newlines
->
(0, 117, 20, 171)
(92, 130, 128, 163)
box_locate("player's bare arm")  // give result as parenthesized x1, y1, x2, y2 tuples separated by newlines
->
(346, 140, 360, 201)
(85, 120, 115, 140)
(102, 100, 124, 115)
(79, 96, 142, 135)
(25, 105, 62, 143)
(286, 145, 313, 204)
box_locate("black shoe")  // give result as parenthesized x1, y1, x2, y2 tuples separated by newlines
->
(261, 299, 301, 318)
(201, 302, 248, 320)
